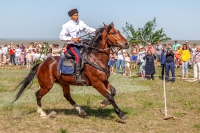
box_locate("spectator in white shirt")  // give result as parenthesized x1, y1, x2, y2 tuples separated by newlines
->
(115, 50, 125, 75)
(193, 46, 200, 80)
(191, 44, 197, 63)
(15, 45, 21, 65)
(33, 51, 41, 64)
(2, 44, 8, 64)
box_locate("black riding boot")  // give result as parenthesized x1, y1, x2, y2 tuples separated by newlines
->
(75, 62, 85, 83)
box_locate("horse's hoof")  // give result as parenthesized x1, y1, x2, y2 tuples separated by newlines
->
(40, 116, 47, 119)
(40, 112, 47, 118)
(100, 99, 111, 109)
(119, 113, 127, 120)
(100, 103, 106, 109)
(79, 111, 87, 116)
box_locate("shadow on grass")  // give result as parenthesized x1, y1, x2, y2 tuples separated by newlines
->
(27, 106, 126, 120)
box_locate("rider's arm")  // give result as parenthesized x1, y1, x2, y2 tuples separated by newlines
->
(81, 21, 96, 34)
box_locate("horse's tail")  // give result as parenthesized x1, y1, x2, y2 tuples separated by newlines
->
(13, 63, 40, 103)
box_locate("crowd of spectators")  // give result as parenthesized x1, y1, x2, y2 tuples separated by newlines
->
(0, 41, 66, 70)
(108, 41, 200, 82)
(1, 40, 200, 83)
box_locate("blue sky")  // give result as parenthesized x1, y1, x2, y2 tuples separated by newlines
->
(0, 0, 199, 40)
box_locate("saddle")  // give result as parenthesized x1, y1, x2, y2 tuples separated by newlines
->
(58, 47, 86, 75)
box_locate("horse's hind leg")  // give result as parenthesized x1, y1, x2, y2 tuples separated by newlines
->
(100, 82, 116, 108)
(60, 84, 87, 116)
(35, 85, 53, 117)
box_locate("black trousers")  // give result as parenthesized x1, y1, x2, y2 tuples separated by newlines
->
(161, 64, 165, 79)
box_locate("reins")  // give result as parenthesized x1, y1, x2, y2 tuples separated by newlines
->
(83, 44, 111, 52)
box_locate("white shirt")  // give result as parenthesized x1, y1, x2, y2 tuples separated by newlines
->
(2, 47, 8, 54)
(59, 20, 96, 44)
(125, 56, 131, 62)
(138, 51, 146, 62)
(33, 53, 41, 60)
(192, 48, 197, 56)
(116, 51, 124, 60)
(15, 48, 21, 57)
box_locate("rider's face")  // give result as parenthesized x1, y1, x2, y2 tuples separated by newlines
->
(70, 13, 79, 22)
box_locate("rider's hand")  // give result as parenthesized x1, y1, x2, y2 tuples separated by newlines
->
(71, 38, 80, 43)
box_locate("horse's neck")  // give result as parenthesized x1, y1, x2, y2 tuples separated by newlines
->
(90, 40, 110, 66)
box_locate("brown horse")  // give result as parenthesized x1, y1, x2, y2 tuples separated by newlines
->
(14, 22, 129, 120)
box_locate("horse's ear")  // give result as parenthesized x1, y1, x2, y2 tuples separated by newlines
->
(103, 23, 108, 29)
(111, 22, 114, 27)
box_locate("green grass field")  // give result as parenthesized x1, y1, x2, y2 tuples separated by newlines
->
(0, 66, 200, 133)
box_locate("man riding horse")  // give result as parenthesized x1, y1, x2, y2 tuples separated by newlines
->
(59, 8, 96, 83)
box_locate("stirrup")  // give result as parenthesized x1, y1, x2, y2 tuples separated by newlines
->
(76, 75, 85, 84)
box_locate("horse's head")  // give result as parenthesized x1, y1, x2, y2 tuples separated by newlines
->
(102, 22, 129, 49)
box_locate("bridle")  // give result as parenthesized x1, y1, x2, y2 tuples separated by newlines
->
(81, 28, 122, 53)
(105, 30, 122, 53)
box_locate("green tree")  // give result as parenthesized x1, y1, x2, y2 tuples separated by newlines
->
(122, 18, 171, 46)
(122, 22, 140, 45)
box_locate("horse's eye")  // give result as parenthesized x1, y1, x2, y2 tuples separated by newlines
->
(110, 32, 116, 34)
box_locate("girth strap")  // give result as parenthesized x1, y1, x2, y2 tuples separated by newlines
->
(84, 59, 110, 74)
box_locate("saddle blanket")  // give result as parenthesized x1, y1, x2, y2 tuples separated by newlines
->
(58, 56, 74, 74)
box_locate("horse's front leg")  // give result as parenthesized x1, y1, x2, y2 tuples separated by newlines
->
(93, 81, 126, 120)
(100, 82, 116, 108)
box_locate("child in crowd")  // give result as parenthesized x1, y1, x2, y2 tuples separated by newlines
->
(124, 52, 132, 76)
(20, 50, 25, 65)
(2, 54, 10, 65)
(175, 46, 181, 68)
(108, 51, 116, 74)
(130, 43, 138, 69)
(26, 50, 33, 70)
(137, 47, 146, 79)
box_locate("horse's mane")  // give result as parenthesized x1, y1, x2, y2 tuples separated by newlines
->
(84, 25, 112, 55)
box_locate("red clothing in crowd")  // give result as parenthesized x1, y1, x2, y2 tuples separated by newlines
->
(10, 49, 15, 55)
